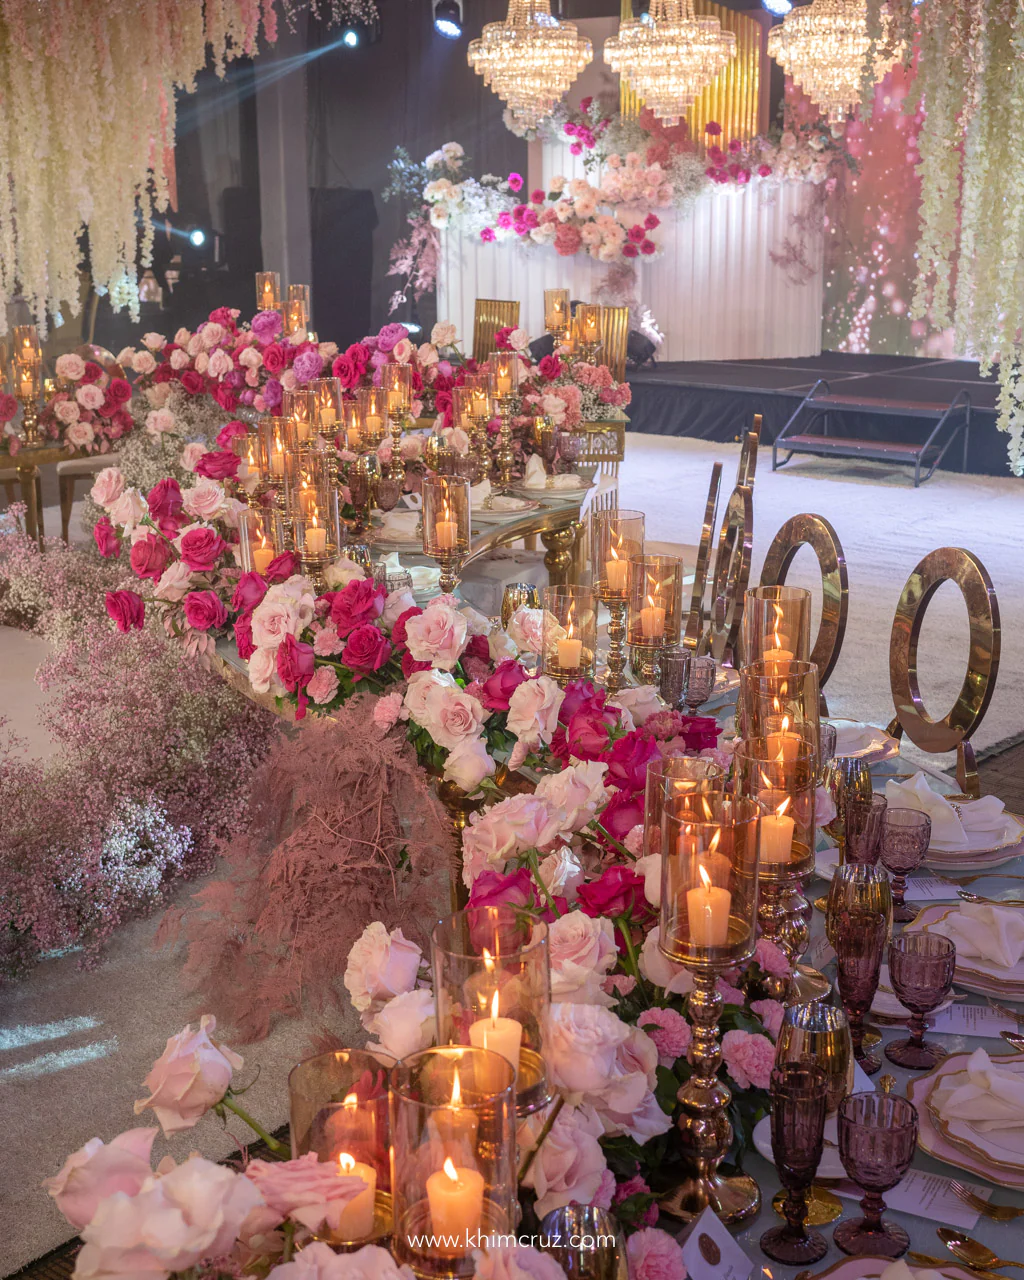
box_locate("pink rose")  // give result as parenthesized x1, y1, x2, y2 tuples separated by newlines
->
(507, 676, 565, 748)
(154, 561, 193, 603)
(344, 921, 423, 1013)
(232, 571, 268, 612)
(90, 466, 124, 509)
(42, 1128, 157, 1231)
(507, 606, 544, 653)
(605, 730, 662, 795)
(480, 658, 529, 711)
(246, 1153, 367, 1233)
(637, 1007, 692, 1067)
(475, 1245, 567, 1280)
(133, 1014, 242, 1134)
(105, 590, 145, 633)
(330, 577, 386, 637)
(404, 598, 469, 670)
(443, 735, 496, 793)
(721, 1028, 775, 1090)
(183, 589, 228, 632)
(543, 1003, 632, 1098)
(416, 683, 486, 750)
(577, 864, 650, 920)
(373, 691, 404, 731)
(533, 760, 609, 832)
(625, 1229, 687, 1280)
(180, 442, 205, 471)
(548, 913, 617, 1002)
(521, 1103, 610, 1219)
(76, 383, 105, 411)
(182, 477, 227, 522)
(468, 868, 538, 911)
(93, 517, 121, 559)
(179, 526, 228, 572)
(129, 533, 172, 583)
(147, 477, 183, 521)
(55, 352, 86, 380)
(750, 998, 786, 1039)
(342, 623, 392, 675)
(461, 792, 559, 886)
(277, 633, 316, 692)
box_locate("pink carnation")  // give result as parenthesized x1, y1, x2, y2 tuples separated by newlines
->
(307, 665, 340, 705)
(637, 1007, 692, 1067)
(721, 1028, 775, 1090)
(373, 691, 404, 732)
(750, 998, 785, 1039)
(626, 1229, 687, 1280)
(755, 936, 792, 978)
(717, 977, 745, 1007)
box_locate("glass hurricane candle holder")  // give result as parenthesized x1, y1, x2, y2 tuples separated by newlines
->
(738, 659, 821, 762)
(383, 363, 413, 484)
(312, 377, 342, 441)
(289, 1048, 393, 1246)
(462, 371, 494, 472)
(544, 287, 570, 339)
(431, 905, 551, 1117)
(15, 358, 43, 446)
(12, 324, 41, 365)
(285, 296, 309, 337)
(574, 303, 601, 359)
(423, 474, 470, 595)
(288, 282, 312, 313)
(390, 1046, 516, 1279)
(283, 387, 318, 444)
(258, 415, 289, 495)
(239, 508, 278, 576)
(342, 399, 363, 452)
(743, 585, 813, 669)
(295, 512, 335, 593)
(539, 585, 597, 687)
(359, 386, 388, 449)
(488, 353, 521, 492)
(627, 553, 683, 685)
(256, 271, 281, 311)
(643, 755, 725, 859)
(658, 792, 761, 1224)
(591, 508, 645, 694)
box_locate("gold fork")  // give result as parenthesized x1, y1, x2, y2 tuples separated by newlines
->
(949, 1180, 1024, 1221)
(930, 871, 1024, 887)
(987, 995, 1024, 1023)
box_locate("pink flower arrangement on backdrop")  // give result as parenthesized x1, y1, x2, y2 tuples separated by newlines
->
(24, 352, 137, 455)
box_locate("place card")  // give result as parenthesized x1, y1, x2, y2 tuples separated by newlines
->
(806, 934, 835, 969)
(929, 1003, 1023, 1037)
(904, 878, 964, 902)
(834, 1169, 990, 1230)
(852, 1059, 876, 1093)
(679, 1206, 754, 1280)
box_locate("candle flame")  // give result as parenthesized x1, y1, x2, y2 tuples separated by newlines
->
(610, 542, 620, 563)
(491, 989, 500, 1022)
(450, 1068, 462, 1107)
(772, 602, 784, 652)
(338, 1152, 355, 1173)
(482, 946, 494, 972)
(781, 715, 790, 734)
(701, 793, 714, 821)
(709, 828, 721, 855)
(259, 532, 267, 551)
(776, 795, 791, 819)
(760, 769, 772, 790)
(566, 597, 575, 639)
(343, 1092, 358, 1108)
(699, 863, 712, 892)
(312, 509, 319, 528)
(443, 1157, 459, 1183)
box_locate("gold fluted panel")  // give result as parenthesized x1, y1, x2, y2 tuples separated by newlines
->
(687, 2, 760, 148)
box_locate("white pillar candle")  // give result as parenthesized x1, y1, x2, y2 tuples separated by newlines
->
(557, 637, 582, 670)
(605, 558, 629, 593)
(468, 991, 523, 1071)
(252, 544, 275, 575)
(336, 1152, 377, 1239)
(686, 863, 731, 946)
(640, 604, 666, 640)
(364, 413, 383, 436)
(319, 405, 337, 429)
(767, 729, 802, 766)
(758, 791, 795, 864)
(435, 520, 459, 550)
(305, 524, 328, 556)
(426, 1158, 484, 1244)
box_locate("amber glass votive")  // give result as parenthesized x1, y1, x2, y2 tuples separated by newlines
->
(431, 905, 551, 1117)
(739, 658, 821, 759)
(255, 271, 281, 312)
(488, 350, 521, 398)
(627, 553, 683, 647)
(422, 474, 470, 556)
(643, 756, 725, 860)
(743, 585, 813, 669)
(238, 508, 277, 575)
(591, 508, 645, 601)
(733, 741, 816, 880)
(539, 585, 597, 683)
(660, 792, 760, 966)
(289, 1048, 393, 1245)
(390, 1046, 516, 1278)
(544, 288, 570, 334)
(359, 385, 388, 447)
(574, 303, 601, 348)
(341, 399, 362, 451)
(15, 359, 42, 400)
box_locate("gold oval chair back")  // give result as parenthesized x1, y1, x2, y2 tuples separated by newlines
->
(472, 298, 520, 363)
(708, 484, 753, 668)
(887, 547, 1001, 798)
(759, 513, 850, 710)
(684, 462, 722, 653)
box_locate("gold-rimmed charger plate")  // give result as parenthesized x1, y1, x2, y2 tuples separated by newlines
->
(926, 813, 1024, 860)
(913, 1051, 1024, 1181)
(795, 1255, 981, 1280)
(912, 904, 1024, 994)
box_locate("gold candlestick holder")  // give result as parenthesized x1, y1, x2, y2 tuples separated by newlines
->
(487, 353, 520, 494)
(628, 640, 662, 686)
(387, 408, 406, 488)
(659, 792, 762, 1225)
(18, 394, 44, 449)
(15, 356, 44, 449)
(605, 599, 629, 693)
(496, 394, 516, 493)
(591, 508, 645, 695)
(382, 363, 412, 489)
(347, 454, 379, 539)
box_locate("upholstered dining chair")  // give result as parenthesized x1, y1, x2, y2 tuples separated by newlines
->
(886, 547, 1000, 798)
(472, 299, 520, 363)
(56, 453, 121, 542)
(598, 306, 630, 382)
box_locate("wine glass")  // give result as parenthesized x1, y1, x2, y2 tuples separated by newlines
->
(374, 477, 402, 513)
(834, 907, 888, 1075)
(760, 1063, 829, 1264)
(880, 808, 932, 923)
(822, 757, 873, 857)
(819, 722, 838, 773)
(885, 933, 956, 1069)
(834, 1092, 919, 1258)
(685, 655, 717, 713)
(845, 793, 887, 865)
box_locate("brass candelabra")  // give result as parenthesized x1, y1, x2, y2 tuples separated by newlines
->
(604, 599, 629, 693)
(496, 394, 516, 493)
(387, 408, 406, 488)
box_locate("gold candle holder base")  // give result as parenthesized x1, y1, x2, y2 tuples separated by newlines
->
(659, 965, 762, 1226)
(316, 1190, 394, 1250)
(771, 1185, 843, 1227)
(300, 552, 329, 595)
(433, 549, 464, 597)
(628, 640, 664, 686)
(388, 410, 406, 488)
(603, 596, 628, 694)
(497, 395, 515, 493)
(18, 398, 45, 449)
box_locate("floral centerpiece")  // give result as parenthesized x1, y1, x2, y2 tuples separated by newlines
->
(330, 319, 468, 424)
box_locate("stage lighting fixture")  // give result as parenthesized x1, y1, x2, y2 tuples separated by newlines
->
(433, 0, 463, 39)
(188, 227, 207, 248)
(342, 25, 361, 46)
(762, 0, 792, 12)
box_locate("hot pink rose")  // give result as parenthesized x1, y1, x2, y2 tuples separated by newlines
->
(598, 788, 645, 840)
(107, 376, 132, 405)
(216, 419, 250, 449)
(232, 571, 268, 612)
(129, 533, 173, 582)
(93, 517, 121, 559)
(235, 610, 256, 659)
(577, 864, 650, 920)
(277, 633, 316, 691)
(261, 341, 287, 374)
(105, 590, 145, 632)
(480, 658, 529, 711)
(390, 605, 422, 649)
(467, 867, 538, 911)
(330, 577, 385, 637)
(133, 1014, 242, 1134)
(266, 550, 301, 582)
(179, 369, 204, 396)
(605, 730, 662, 795)
(538, 354, 562, 381)
(193, 449, 241, 480)
(179, 526, 228, 572)
(147, 477, 183, 521)
(0, 391, 19, 422)
(566, 703, 621, 759)
(342, 623, 392, 674)
(42, 1128, 157, 1231)
(246, 1153, 367, 1233)
(183, 589, 228, 632)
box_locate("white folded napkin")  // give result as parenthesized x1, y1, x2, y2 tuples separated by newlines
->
(549, 472, 583, 489)
(885, 772, 969, 851)
(378, 511, 421, 540)
(523, 454, 548, 489)
(380, 551, 402, 572)
(409, 565, 441, 592)
(489, 495, 526, 512)
(881, 1261, 945, 1280)
(930, 1047, 1024, 1130)
(470, 478, 491, 506)
(960, 795, 1010, 838)
(931, 902, 1024, 969)
(833, 722, 880, 755)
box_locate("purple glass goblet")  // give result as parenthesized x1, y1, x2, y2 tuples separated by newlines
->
(760, 1063, 829, 1264)
(880, 808, 932, 923)
(834, 907, 888, 1075)
(885, 932, 956, 1069)
(374, 477, 402, 513)
(845, 793, 887, 866)
(834, 1091, 918, 1258)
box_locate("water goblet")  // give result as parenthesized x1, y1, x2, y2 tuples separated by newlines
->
(884, 933, 956, 1069)
(684, 655, 717, 713)
(819, 722, 838, 772)
(834, 907, 888, 1075)
(455, 453, 483, 484)
(760, 1063, 829, 1264)
(659, 647, 690, 710)
(880, 808, 932, 923)
(845, 794, 888, 866)
(557, 433, 581, 470)
(375, 476, 402, 513)
(834, 1092, 919, 1258)
(822, 757, 873, 858)
(825, 863, 893, 949)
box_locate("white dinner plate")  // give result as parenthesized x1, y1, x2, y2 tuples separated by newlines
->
(752, 1112, 846, 1179)
(831, 719, 901, 763)
(911, 1052, 1024, 1183)
(930, 1065, 1024, 1167)
(804, 1253, 980, 1280)
(911, 904, 1024, 994)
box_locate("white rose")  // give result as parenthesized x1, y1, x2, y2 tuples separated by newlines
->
(90, 466, 124, 509)
(142, 332, 166, 351)
(115, 347, 136, 367)
(538, 847, 584, 900)
(182, 477, 229, 522)
(543, 1003, 632, 1102)
(488, 628, 518, 662)
(506, 676, 564, 748)
(634, 854, 662, 908)
(194, 351, 210, 375)
(534, 760, 609, 832)
(418, 684, 486, 750)
(249, 646, 286, 695)
(431, 321, 457, 347)
(507, 327, 530, 353)
(459, 605, 491, 637)
(324, 557, 367, 590)
(639, 926, 694, 996)
(344, 922, 423, 1014)
(239, 346, 262, 370)
(443, 735, 496, 793)
(174, 327, 192, 346)
(381, 587, 416, 629)
(154, 561, 194, 602)
(368, 988, 435, 1060)
(131, 350, 157, 375)
(506, 607, 544, 654)
(403, 669, 457, 725)
(549, 914, 617, 1004)
(610, 685, 664, 726)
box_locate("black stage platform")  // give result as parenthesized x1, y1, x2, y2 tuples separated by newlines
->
(625, 353, 1006, 476)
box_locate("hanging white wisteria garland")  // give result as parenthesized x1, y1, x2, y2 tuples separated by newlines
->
(0, 0, 373, 339)
(867, 0, 1024, 474)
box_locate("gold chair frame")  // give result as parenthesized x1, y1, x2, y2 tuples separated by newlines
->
(736, 413, 762, 490)
(708, 484, 753, 667)
(684, 462, 722, 652)
(599, 305, 630, 382)
(886, 547, 1001, 798)
(759, 513, 849, 701)
(472, 299, 520, 363)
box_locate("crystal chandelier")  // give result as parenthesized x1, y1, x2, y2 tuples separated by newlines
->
(604, 0, 737, 129)
(767, 0, 897, 124)
(468, 0, 592, 132)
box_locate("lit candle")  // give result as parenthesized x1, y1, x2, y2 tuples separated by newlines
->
(763, 646, 794, 670)
(435, 498, 459, 550)
(759, 791, 795, 864)
(767, 715, 802, 767)
(19, 367, 34, 398)
(468, 989, 523, 1072)
(584, 311, 598, 338)
(686, 861, 731, 947)
(336, 1152, 377, 1240)
(365, 413, 383, 437)
(270, 433, 285, 475)
(305, 514, 328, 556)
(387, 389, 404, 413)
(494, 362, 512, 396)
(319, 403, 337, 429)
(426, 1157, 484, 1244)
(253, 537, 275, 575)
(470, 390, 489, 417)
(426, 1069, 479, 1154)
(640, 594, 666, 641)
(605, 545, 628, 594)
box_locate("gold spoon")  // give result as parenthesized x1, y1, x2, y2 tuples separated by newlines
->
(938, 1228, 1024, 1272)
(1002, 1030, 1024, 1052)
